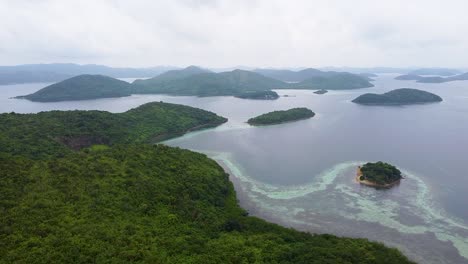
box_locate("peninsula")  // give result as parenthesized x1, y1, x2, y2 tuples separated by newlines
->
(247, 107, 315, 126)
(357, 162, 403, 188)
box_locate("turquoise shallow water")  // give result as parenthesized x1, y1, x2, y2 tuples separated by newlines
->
(1, 74, 468, 263)
(208, 153, 468, 264)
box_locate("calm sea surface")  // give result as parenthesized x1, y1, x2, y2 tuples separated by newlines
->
(1, 75, 467, 263)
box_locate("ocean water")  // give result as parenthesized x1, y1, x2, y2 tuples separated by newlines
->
(1, 74, 467, 263)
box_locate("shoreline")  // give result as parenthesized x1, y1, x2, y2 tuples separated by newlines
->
(152, 119, 227, 142)
(355, 166, 401, 188)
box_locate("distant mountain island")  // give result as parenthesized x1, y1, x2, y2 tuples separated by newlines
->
(0, 63, 176, 85)
(291, 72, 374, 90)
(134, 66, 373, 96)
(319, 67, 410, 74)
(17, 75, 132, 102)
(17, 66, 375, 102)
(254, 68, 375, 90)
(407, 68, 461, 76)
(132, 67, 285, 96)
(234, 90, 279, 100)
(253, 68, 325, 82)
(247, 108, 315, 126)
(395, 72, 468, 83)
(394, 74, 423, 81)
(357, 162, 403, 188)
(352, 88, 442, 105)
(133, 66, 210, 88)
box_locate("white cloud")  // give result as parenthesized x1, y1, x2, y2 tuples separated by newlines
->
(0, 0, 467, 68)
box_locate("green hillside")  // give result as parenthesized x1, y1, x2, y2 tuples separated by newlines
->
(18, 74, 132, 102)
(0, 144, 413, 263)
(0, 102, 227, 159)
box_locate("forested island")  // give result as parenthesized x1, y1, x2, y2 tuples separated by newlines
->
(352, 88, 442, 105)
(234, 90, 279, 100)
(357, 162, 403, 188)
(0, 102, 413, 263)
(314, 89, 328, 94)
(248, 107, 315, 126)
(17, 74, 132, 102)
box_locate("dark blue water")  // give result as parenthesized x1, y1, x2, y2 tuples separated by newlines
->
(1, 75, 467, 263)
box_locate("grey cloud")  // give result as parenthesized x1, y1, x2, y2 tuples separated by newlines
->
(0, 0, 467, 68)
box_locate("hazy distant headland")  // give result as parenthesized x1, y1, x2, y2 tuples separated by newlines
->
(2, 63, 466, 86)
(0, 63, 177, 85)
(395, 72, 468, 83)
(407, 68, 462, 76)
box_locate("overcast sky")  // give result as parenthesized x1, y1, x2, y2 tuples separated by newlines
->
(1, 0, 467, 68)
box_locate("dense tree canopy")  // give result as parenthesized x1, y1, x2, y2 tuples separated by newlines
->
(0, 103, 414, 263)
(352, 88, 442, 105)
(360, 161, 403, 185)
(248, 108, 315, 126)
(0, 102, 227, 158)
(0, 145, 413, 263)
